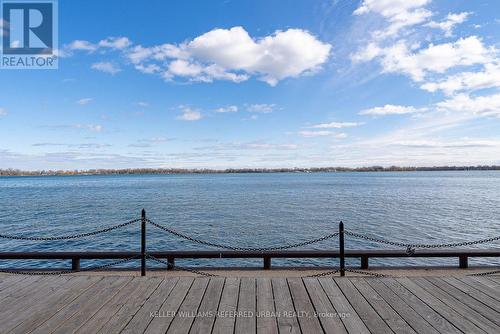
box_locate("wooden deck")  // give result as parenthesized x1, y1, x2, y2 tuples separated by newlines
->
(0, 274, 499, 333)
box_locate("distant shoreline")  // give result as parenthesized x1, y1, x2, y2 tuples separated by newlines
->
(1, 166, 499, 177)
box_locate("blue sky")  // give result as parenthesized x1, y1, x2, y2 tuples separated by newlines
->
(1, 0, 500, 169)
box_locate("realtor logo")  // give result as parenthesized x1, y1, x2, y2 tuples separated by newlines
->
(1, 0, 58, 69)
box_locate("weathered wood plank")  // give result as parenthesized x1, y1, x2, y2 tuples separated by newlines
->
(464, 276, 500, 301)
(167, 277, 210, 334)
(396, 277, 485, 333)
(321, 278, 369, 334)
(7, 276, 101, 334)
(335, 277, 392, 334)
(366, 278, 439, 334)
(287, 277, 323, 334)
(442, 276, 500, 311)
(29, 276, 131, 334)
(412, 277, 500, 334)
(97, 277, 164, 334)
(212, 277, 240, 334)
(121, 277, 180, 334)
(426, 277, 500, 327)
(235, 277, 256, 334)
(271, 278, 300, 334)
(382, 278, 461, 333)
(144, 277, 194, 334)
(74, 276, 150, 333)
(256, 278, 278, 334)
(189, 277, 224, 334)
(349, 278, 416, 334)
(303, 278, 346, 334)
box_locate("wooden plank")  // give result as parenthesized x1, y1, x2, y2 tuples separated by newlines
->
(256, 278, 278, 334)
(189, 277, 224, 334)
(303, 278, 346, 334)
(95, 277, 163, 334)
(0, 276, 70, 317)
(335, 278, 392, 334)
(396, 277, 485, 333)
(271, 278, 300, 334)
(0, 275, 29, 292)
(366, 278, 439, 334)
(320, 278, 369, 334)
(0, 275, 47, 301)
(29, 276, 131, 334)
(426, 277, 500, 327)
(382, 278, 460, 334)
(212, 278, 240, 334)
(350, 278, 415, 334)
(9, 276, 102, 334)
(144, 277, 194, 334)
(53, 276, 135, 334)
(466, 276, 500, 300)
(53, 277, 142, 334)
(235, 277, 256, 334)
(121, 277, 179, 334)
(74, 276, 150, 333)
(167, 277, 210, 334)
(0, 276, 76, 332)
(412, 277, 500, 334)
(442, 276, 500, 311)
(287, 277, 324, 334)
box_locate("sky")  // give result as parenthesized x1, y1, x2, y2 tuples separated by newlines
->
(1, 0, 500, 170)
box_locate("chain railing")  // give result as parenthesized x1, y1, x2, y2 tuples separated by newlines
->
(146, 218, 339, 251)
(0, 255, 140, 276)
(0, 218, 141, 241)
(0, 210, 499, 276)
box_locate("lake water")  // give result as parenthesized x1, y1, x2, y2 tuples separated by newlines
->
(0, 171, 499, 269)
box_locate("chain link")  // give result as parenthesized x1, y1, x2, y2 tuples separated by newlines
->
(0, 255, 140, 275)
(146, 254, 220, 277)
(303, 268, 340, 278)
(345, 268, 388, 277)
(147, 219, 339, 251)
(0, 219, 141, 241)
(345, 230, 500, 249)
(467, 269, 500, 276)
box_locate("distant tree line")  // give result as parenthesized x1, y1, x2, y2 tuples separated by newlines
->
(1, 165, 499, 176)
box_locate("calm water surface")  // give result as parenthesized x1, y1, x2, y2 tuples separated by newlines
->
(0, 171, 499, 268)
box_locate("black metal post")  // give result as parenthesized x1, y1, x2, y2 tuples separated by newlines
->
(141, 209, 146, 276)
(339, 221, 345, 277)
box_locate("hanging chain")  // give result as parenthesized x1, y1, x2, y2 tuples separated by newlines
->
(146, 219, 339, 251)
(345, 230, 500, 249)
(0, 219, 141, 241)
(146, 254, 220, 277)
(345, 268, 388, 277)
(468, 269, 500, 276)
(0, 255, 140, 275)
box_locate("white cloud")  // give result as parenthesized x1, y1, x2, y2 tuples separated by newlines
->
(98, 37, 131, 49)
(360, 104, 427, 116)
(436, 93, 500, 117)
(246, 103, 276, 113)
(421, 63, 500, 95)
(124, 26, 331, 86)
(298, 130, 346, 138)
(426, 12, 470, 37)
(67, 40, 97, 52)
(0, 108, 7, 117)
(310, 121, 362, 129)
(354, 0, 432, 38)
(137, 102, 149, 107)
(76, 98, 93, 105)
(91, 62, 121, 75)
(74, 124, 103, 132)
(355, 36, 495, 81)
(176, 106, 202, 121)
(215, 105, 238, 113)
